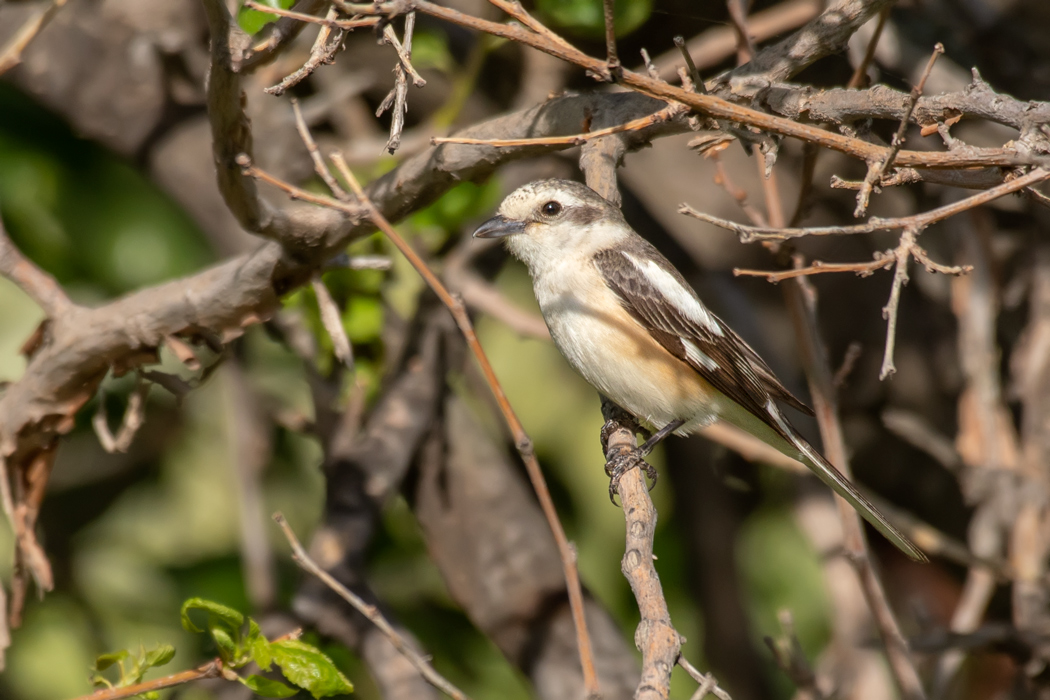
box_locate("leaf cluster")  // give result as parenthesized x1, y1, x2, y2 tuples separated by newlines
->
(180, 598, 353, 698)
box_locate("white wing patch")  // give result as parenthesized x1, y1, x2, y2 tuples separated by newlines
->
(622, 252, 724, 336)
(682, 339, 718, 371)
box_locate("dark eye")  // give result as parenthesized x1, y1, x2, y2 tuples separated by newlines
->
(541, 201, 562, 217)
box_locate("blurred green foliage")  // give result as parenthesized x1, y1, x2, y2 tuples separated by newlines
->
(537, 0, 653, 38)
(237, 0, 297, 36)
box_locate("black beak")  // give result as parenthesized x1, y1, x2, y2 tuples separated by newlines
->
(473, 215, 526, 239)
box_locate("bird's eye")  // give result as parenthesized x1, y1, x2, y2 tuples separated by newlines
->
(541, 201, 562, 217)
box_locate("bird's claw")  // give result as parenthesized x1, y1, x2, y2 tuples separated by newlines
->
(604, 448, 658, 504)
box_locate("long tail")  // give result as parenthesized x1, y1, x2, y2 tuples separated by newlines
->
(719, 399, 927, 562)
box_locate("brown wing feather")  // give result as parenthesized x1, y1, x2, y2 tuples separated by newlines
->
(593, 245, 813, 432)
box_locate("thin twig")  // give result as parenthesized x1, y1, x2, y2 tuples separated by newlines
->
(432, 104, 682, 147)
(855, 43, 945, 216)
(70, 660, 225, 700)
(236, 155, 362, 217)
(673, 36, 704, 92)
(325, 152, 601, 697)
(274, 513, 471, 700)
(678, 657, 733, 700)
(486, 0, 581, 59)
(648, 0, 821, 81)
(92, 379, 150, 454)
(381, 19, 427, 87)
(292, 98, 346, 196)
(601, 0, 620, 77)
(680, 167, 1050, 241)
(735, 256, 894, 282)
(639, 48, 660, 80)
(878, 228, 915, 379)
(310, 275, 354, 369)
(254, 4, 357, 96)
(377, 12, 418, 153)
(710, 154, 768, 227)
(243, 0, 379, 29)
(0, 0, 68, 76)
(725, 0, 757, 63)
(763, 611, 823, 700)
(846, 6, 889, 88)
(0, 454, 14, 540)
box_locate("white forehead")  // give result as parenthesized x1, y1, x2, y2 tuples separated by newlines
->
(497, 180, 599, 219)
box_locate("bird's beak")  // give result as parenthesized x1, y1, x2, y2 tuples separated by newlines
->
(473, 215, 526, 239)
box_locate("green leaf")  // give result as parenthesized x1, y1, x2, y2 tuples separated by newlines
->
(272, 639, 354, 698)
(94, 650, 129, 672)
(181, 597, 245, 633)
(240, 674, 300, 698)
(248, 619, 273, 671)
(237, 0, 295, 34)
(144, 644, 176, 669)
(212, 626, 239, 665)
(141, 692, 160, 700)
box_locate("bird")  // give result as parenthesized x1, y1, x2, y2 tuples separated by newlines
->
(473, 178, 925, 562)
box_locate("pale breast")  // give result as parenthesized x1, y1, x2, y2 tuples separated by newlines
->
(533, 258, 718, 430)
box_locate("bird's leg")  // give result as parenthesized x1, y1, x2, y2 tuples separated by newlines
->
(605, 419, 685, 500)
(637, 419, 685, 457)
(600, 398, 685, 503)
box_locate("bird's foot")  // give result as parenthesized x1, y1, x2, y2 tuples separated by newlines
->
(604, 446, 658, 504)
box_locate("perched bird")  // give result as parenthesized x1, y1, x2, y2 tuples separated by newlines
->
(474, 179, 924, 561)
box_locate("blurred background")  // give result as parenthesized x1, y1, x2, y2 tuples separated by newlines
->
(1, 0, 1049, 698)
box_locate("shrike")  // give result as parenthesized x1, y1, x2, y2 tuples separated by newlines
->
(474, 179, 924, 561)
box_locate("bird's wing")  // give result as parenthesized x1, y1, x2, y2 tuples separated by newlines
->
(592, 245, 811, 417)
(593, 244, 926, 562)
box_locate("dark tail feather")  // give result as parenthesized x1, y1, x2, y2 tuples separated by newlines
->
(765, 400, 927, 562)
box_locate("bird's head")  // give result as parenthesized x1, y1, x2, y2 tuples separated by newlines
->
(473, 179, 627, 272)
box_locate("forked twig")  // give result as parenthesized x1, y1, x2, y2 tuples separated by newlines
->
(855, 43, 945, 216)
(681, 167, 1050, 241)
